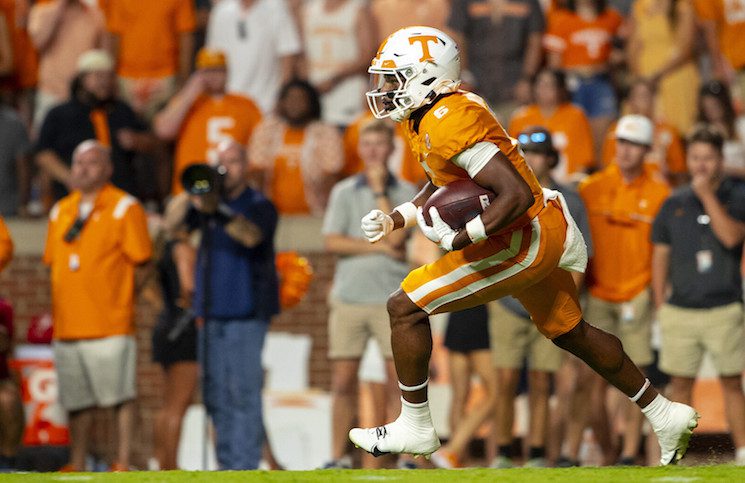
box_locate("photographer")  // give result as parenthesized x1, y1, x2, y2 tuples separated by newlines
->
(176, 139, 279, 470)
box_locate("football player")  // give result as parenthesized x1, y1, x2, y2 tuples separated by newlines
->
(352, 26, 699, 466)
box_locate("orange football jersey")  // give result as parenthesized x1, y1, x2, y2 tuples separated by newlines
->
(172, 93, 262, 194)
(402, 91, 545, 224)
(544, 8, 623, 68)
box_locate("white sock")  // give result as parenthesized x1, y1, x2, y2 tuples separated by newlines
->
(400, 397, 433, 428)
(641, 393, 672, 428)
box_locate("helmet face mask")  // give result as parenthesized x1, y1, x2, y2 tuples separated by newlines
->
(366, 26, 461, 122)
(366, 66, 419, 122)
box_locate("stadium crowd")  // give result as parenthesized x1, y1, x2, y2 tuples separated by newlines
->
(0, 0, 744, 473)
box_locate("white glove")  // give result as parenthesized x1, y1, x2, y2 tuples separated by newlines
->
(361, 209, 393, 243)
(416, 206, 457, 251)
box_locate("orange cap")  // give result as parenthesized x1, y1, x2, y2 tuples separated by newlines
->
(196, 48, 227, 70)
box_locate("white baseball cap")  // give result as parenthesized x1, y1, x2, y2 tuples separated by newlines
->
(77, 49, 114, 74)
(615, 114, 653, 146)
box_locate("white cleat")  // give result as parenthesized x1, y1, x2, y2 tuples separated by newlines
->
(349, 417, 441, 458)
(652, 401, 700, 465)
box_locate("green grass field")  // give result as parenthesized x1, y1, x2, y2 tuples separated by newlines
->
(2, 466, 744, 483)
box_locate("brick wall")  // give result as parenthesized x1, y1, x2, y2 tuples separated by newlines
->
(1, 219, 337, 469)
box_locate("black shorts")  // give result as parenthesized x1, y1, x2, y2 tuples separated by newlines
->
(152, 308, 197, 368)
(444, 304, 490, 353)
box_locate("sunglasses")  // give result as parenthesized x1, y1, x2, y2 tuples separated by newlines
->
(518, 132, 548, 145)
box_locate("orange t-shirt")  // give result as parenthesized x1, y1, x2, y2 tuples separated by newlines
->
(0, 216, 12, 272)
(579, 164, 670, 302)
(172, 93, 262, 194)
(509, 103, 595, 182)
(271, 128, 310, 214)
(403, 90, 545, 225)
(342, 113, 427, 185)
(601, 120, 686, 175)
(106, 0, 195, 78)
(43, 184, 152, 340)
(695, 0, 745, 70)
(544, 8, 623, 68)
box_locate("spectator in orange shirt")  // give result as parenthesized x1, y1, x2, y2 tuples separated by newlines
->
(248, 79, 344, 216)
(694, 0, 745, 106)
(509, 68, 595, 184)
(342, 113, 427, 186)
(154, 47, 262, 195)
(544, 0, 623, 159)
(28, 0, 106, 132)
(579, 115, 670, 465)
(44, 140, 152, 471)
(106, 0, 196, 121)
(601, 79, 687, 186)
(0, 219, 22, 471)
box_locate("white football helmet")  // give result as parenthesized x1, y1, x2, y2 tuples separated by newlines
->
(367, 26, 461, 122)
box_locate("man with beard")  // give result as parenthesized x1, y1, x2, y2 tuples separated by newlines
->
(35, 49, 155, 204)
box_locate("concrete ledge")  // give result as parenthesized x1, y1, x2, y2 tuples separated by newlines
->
(3, 214, 326, 256)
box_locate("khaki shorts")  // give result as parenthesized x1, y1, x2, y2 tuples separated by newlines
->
(328, 299, 393, 359)
(659, 302, 745, 378)
(53, 335, 137, 411)
(488, 300, 564, 372)
(585, 290, 653, 367)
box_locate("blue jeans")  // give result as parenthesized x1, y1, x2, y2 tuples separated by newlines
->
(198, 318, 268, 470)
(571, 73, 618, 118)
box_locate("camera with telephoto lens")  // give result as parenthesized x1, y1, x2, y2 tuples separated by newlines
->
(181, 163, 236, 223)
(181, 163, 227, 195)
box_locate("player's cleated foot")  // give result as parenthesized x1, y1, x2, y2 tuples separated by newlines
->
(349, 416, 440, 458)
(647, 400, 700, 465)
(554, 456, 579, 468)
(524, 457, 549, 468)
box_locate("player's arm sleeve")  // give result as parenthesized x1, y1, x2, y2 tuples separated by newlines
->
(451, 142, 500, 179)
(433, 103, 496, 177)
(651, 199, 673, 245)
(119, 199, 153, 264)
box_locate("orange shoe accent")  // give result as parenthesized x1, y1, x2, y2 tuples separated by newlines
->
(58, 464, 78, 472)
(109, 462, 129, 472)
(443, 450, 461, 468)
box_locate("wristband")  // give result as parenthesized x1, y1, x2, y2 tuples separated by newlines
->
(393, 201, 417, 229)
(465, 215, 487, 243)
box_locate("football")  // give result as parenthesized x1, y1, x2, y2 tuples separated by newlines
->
(422, 179, 496, 230)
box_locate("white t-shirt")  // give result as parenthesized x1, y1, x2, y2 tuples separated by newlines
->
(207, 0, 302, 113)
(303, 0, 367, 126)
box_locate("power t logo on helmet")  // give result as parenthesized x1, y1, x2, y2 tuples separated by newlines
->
(366, 26, 461, 122)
